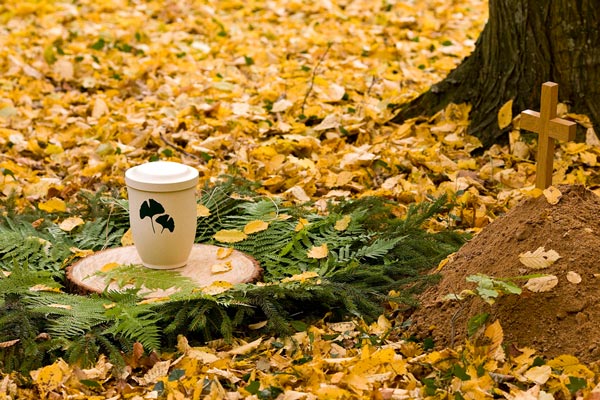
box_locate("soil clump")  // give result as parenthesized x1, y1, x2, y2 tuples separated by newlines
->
(411, 185, 600, 362)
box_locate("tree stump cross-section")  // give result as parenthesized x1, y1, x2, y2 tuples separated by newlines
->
(519, 82, 576, 189)
(67, 244, 262, 298)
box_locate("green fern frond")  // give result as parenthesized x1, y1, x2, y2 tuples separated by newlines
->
(103, 302, 161, 351)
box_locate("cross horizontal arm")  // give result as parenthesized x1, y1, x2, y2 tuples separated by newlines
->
(520, 110, 576, 142)
(548, 118, 576, 142)
(520, 110, 541, 133)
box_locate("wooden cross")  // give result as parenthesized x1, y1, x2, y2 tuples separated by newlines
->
(520, 82, 576, 189)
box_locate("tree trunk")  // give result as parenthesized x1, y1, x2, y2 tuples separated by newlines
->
(390, 0, 600, 148)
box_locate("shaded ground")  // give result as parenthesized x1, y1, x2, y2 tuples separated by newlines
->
(411, 184, 600, 363)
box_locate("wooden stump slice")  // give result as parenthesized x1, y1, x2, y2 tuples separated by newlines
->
(67, 244, 261, 298)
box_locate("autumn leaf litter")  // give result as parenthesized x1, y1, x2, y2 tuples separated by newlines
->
(3, 0, 600, 398)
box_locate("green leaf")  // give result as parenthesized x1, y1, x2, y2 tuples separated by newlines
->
(79, 379, 102, 388)
(566, 376, 587, 393)
(451, 364, 470, 381)
(43, 45, 57, 64)
(168, 369, 185, 381)
(246, 380, 260, 395)
(467, 313, 489, 337)
(90, 38, 106, 50)
(290, 320, 307, 332)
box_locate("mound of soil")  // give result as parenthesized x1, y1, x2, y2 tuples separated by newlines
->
(410, 185, 600, 362)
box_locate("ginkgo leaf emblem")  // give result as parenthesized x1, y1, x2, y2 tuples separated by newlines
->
(139, 199, 174, 234)
(155, 214, 175, 233)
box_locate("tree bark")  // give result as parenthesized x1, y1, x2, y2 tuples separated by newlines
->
(391, 0, 600, 148)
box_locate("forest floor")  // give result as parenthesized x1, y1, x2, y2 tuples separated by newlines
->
(2, 0, 600, 398)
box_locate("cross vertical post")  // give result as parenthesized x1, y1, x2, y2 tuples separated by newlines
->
(519, 82, 576, 189)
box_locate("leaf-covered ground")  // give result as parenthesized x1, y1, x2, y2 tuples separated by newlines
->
(3, 0, 600, 398)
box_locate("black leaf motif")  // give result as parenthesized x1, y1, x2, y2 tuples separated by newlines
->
(155, 214, 175, 233)
(139, 199, 165, 233)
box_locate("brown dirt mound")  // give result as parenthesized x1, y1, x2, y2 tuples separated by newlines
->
(410, 184, 600, 363)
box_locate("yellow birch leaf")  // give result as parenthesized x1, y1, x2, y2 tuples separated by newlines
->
(525, 365, 552, 385)
(101, 262, 120, 272)
(137, 297, 171, 305)
(497, 99, 513, 129)
(334, 215, 352, 231)
(29, 284, 61, 293)
(214, 229, 247, 243)
(307, 243, 328, 259)
(243, 219, 269, 234)
(295, 218, 310, 231)
(524, 275, 559, 292)
(281, 271, 319, 283)
(211, 261, 232, 274)
(0, 339, 20, 348)
(69, 247, 94, 258)
(217, 247, 234, 259)
(349, 347, 395, 376)
(484, 320, 505, 361)
(201, 281, 233, 295)
(58, 216, 84, 232)
(547, 354, 581, 369)
(543, 186, 562, 205)
(248, 320, 268, 330)
(49, 304, 72, 310)
(316, 386, 352, 399)
(38, 198, 66, 213)
(228, 337, 263, 355)
(271, 99, 293, 112)
(567, 271, 582, 284)
(134, 360, 171, 386)
(197, 204, 211, 217)
(92, 97, 109, 119)
(519, 247, 561, 269)
(121, 228, 134, 246)
(31, 359, 69, 397)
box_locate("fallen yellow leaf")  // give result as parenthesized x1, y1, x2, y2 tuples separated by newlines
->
(69, 247, 94, 258)
(334, 215, 351, 231)
(216, 247, 234, 259)
(211, 261, 232, 274)
(38, 198, 66, 213)
(228, 337, 263, 355)
(201, 281, 233, 295)
(524, 275, 558, 293)
(100, 262, 120, 272)
(281, 271, 320, 283)
(567, 271, 582, 284)
(243, 219, 269, 234)
(295, 218, 310, 232)
(543, 185, 562, 205)
(197, 204, 211, 217)
(524, 365, 552, 385)
(58, 216, 84, 232)
(307, 243, 328, 259)
(519, 247, 561, 269)
(497, 99, 513, 129)
(214, 229, 248, 243)
(121, 228, 134, 246)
